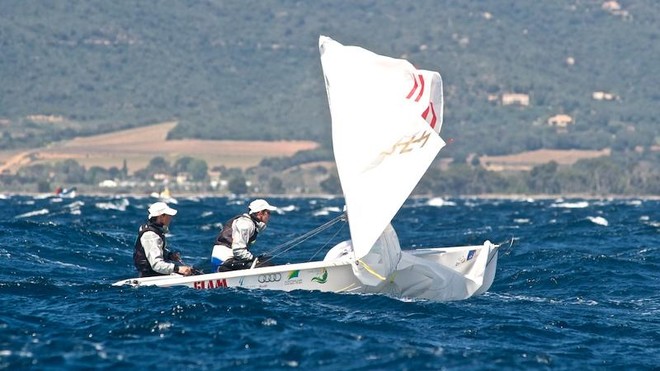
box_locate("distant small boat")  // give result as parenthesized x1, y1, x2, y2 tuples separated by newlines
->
(150, 187, 178, 204)
(54, 186, 77, 199)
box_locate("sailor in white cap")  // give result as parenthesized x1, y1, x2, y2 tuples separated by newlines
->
(133, 202, 193, 277)
(211, 199, 277, 272)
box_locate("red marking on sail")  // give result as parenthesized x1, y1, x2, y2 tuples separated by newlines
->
(422, 102, 437, 129)
(406, 75, 419, 99)
(406, 73, 425, 102)
(415, 75, 425, 102)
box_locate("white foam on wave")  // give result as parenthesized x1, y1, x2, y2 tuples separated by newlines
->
(312, 206, 342, 216)
(587, 216, 609, 226)
(95, 199, 130, 211)
(278, 204, 297, 213)
(571, 297, 599, 306)
(426, 197, 457, 207)
(15, 209, 50, 218)
(489, 292, 558, 303)
(551, 201, 589, 209)
(66, 200, 84, 215)
(66, 200, 85, 209)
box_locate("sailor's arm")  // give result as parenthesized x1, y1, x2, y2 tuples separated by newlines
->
(231, 218, 255, 260)
(142, 232, 192, 275)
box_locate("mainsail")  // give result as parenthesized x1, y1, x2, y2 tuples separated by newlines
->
(319, 36, 445, 262)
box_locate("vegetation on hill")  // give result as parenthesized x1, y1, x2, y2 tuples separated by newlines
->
(1, 1, 659, 194)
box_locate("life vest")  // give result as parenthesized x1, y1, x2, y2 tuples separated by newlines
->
(214, 214, 259, 251)
(133, 222, 168, 277)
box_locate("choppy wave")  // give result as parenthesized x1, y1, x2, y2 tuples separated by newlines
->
(0, 195, 658, 369)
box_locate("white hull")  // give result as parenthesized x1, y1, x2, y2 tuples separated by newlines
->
(113, 242, 499, 301)
(113, 259, 363, 293)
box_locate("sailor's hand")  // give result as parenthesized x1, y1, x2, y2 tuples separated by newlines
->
(177, 265, 193, 276)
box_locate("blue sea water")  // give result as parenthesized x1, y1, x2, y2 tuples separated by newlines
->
(0, 194, 658, 370)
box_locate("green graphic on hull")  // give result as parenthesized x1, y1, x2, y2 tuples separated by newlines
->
(311, 268, 328, 284)
(288, 270, 300, 279)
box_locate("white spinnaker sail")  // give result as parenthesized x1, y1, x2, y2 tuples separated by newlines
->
(319, 36, 446, 260)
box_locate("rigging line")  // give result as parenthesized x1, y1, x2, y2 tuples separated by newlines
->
(487, 236, 516, 266)
(307, 222, 346, 262)
(267, 217, 345, 259)
(357, 259, 386, 281)
(272, 213, 344, 252)
(500, 236, 517, 256)
(267, 219, 338, 256)
(264, 214, 346, 258)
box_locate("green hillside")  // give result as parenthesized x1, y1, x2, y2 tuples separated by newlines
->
(1, 0, 659, 160)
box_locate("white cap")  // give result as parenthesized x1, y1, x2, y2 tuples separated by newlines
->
(148, 202, 178, 218)
(248, 199, 277, 214)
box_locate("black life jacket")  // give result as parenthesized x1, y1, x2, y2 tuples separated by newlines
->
(214, 214, 259, 251)
(133, 221, 168, 277)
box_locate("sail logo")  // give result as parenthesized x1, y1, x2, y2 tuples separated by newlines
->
(193, 279, 228, 290)
(380, 131, 431, 156)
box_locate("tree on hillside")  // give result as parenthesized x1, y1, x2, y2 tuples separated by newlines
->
(528, 161, 560, 194)
(269, 177, 285, 194)
(228, 176, 248, 195)
(320, 174, 341, 194)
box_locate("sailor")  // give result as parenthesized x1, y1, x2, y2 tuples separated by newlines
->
(133, 202, 193, 277)
(211, 199, 276, 272)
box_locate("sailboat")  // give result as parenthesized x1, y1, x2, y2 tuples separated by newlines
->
(113, 36, 500, 301)
(150, 186, 178, 204)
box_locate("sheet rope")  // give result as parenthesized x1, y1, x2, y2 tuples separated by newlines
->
(264, 213, 347, 260)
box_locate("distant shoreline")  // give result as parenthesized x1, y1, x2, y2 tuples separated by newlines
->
(2, 191, 659, 201)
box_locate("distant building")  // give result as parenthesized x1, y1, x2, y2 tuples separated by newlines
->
(152, 173, 169, 181)
(548, 114, 573, 128)
(176, 173, 191, 184)
(602, 1, 621, 11)
(592, 91, 617, 101)
(502, 93, 530, 106)
(99, 179, 118, 188)
(25, 114, 65, 124)
(602, 1, 630, 17)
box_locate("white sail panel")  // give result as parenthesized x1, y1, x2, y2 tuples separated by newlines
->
(319, 36, 445, 258)
(349, 224, 401, 285)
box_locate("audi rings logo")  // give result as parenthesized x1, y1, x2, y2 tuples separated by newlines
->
(258, 273, 282, 283)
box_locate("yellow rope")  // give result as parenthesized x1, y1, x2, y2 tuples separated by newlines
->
(357, 259, 386, 281)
